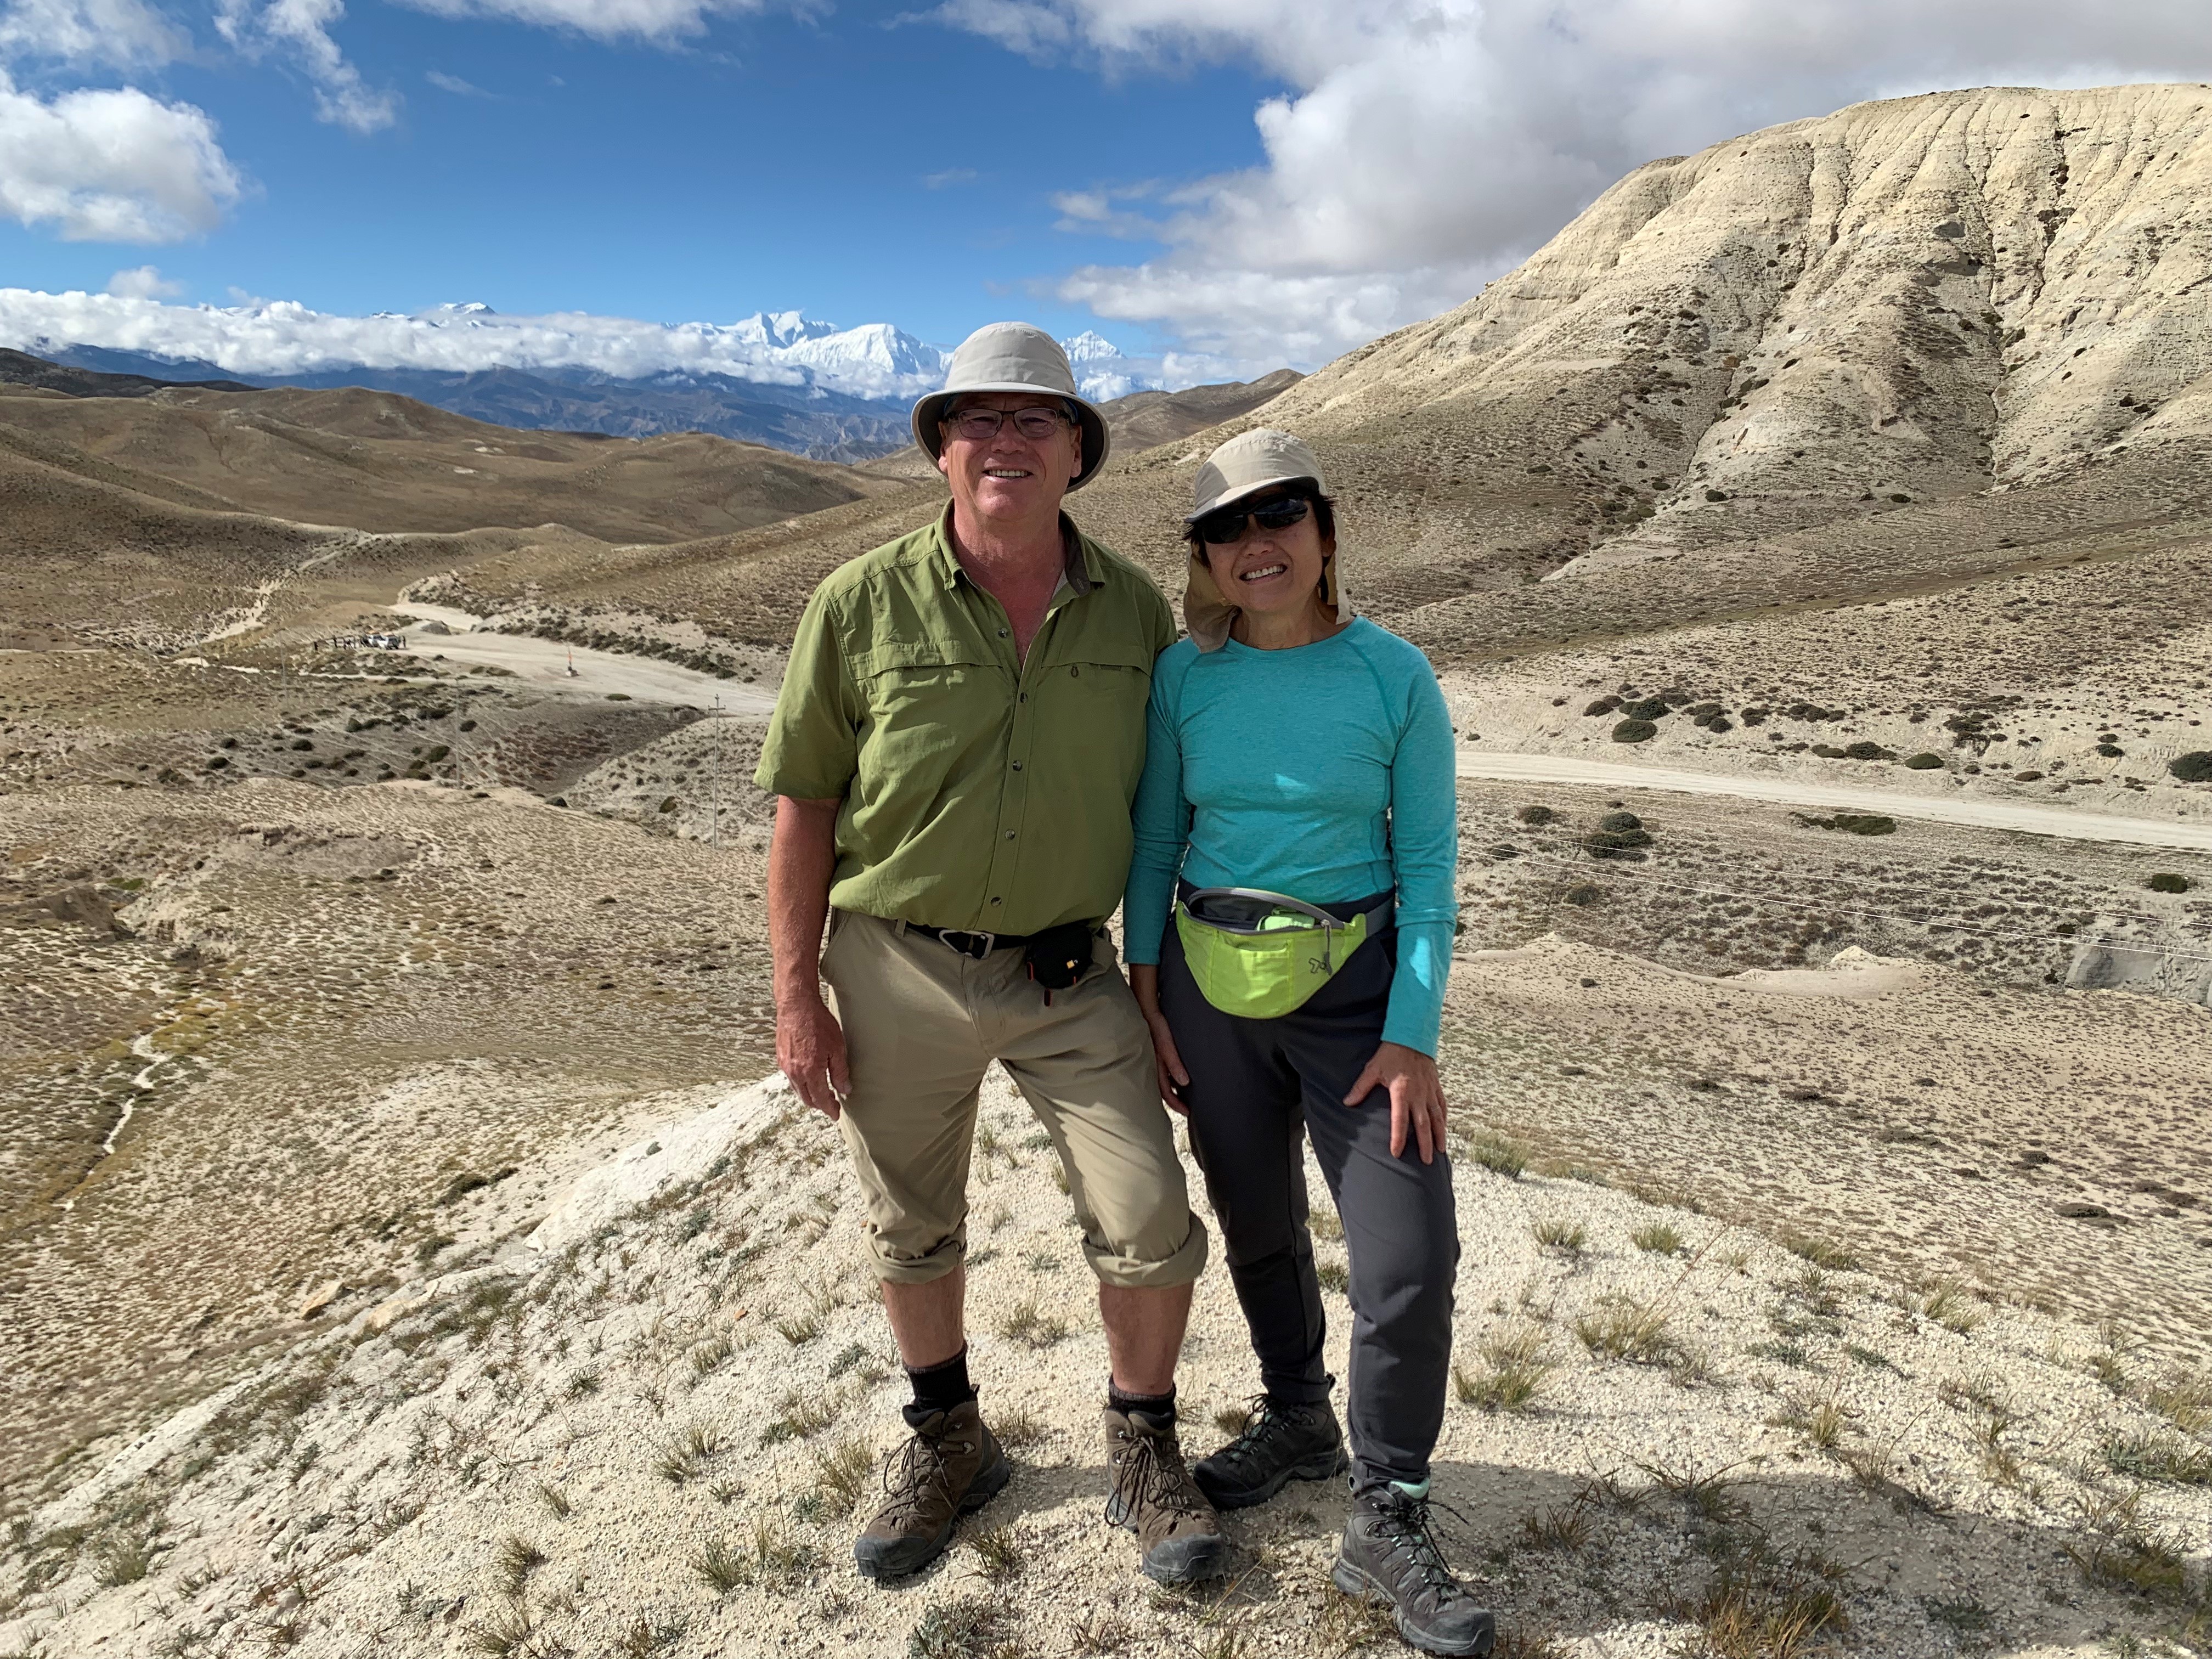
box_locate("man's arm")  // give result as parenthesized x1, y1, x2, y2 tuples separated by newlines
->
(769, 794, 850, 1119)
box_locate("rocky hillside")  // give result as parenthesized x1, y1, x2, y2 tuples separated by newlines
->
(5, 1061, 2209, 1659)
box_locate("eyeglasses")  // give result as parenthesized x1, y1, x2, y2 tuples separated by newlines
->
(941, 405, 1074, 443)
(1195, 495, 1311, 545)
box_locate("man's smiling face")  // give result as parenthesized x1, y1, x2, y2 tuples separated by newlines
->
(936, 392, 1084, 527)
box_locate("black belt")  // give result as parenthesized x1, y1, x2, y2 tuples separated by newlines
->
(907, 923, 1029, 960)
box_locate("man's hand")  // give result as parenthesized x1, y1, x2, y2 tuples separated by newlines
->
(1344, 1041, 1448, 1163)
(767, 794, 845, 1118)
(779, 991, 851, 1121)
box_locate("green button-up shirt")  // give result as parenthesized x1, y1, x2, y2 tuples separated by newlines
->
(755, 505, 1176, 935)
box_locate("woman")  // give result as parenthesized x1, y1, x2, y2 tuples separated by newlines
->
(1124, 429, 1490, 1657)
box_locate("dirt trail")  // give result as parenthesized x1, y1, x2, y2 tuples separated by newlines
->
(386, 602, 775, 712)
(1457, 749, 2212, 853)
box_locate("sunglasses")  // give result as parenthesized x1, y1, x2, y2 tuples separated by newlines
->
(1195, 495, 1311, 545)
(941, 405, 1074, 443)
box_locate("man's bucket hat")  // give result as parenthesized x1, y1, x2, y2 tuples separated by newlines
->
(1183, 427, 1351, 652)
(911, 322, 1111, 490)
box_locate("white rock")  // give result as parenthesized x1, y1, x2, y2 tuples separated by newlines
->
(526, 1073, 792, 1256)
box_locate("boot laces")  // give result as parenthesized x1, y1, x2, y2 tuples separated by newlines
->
(1218, 1395, 1306, 1477)
(1372, 1488, 1463, 1595)
(878, 1418, 963, 1521)
(1112, 1420, 1206, 1519)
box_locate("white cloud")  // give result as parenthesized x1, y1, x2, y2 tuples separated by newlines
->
(937, 0, 2212, 362)
(921, 167, 978, 188)
(0, 0, 188, 69)
(216, 0, 397, 134)
(106, 263, 180, 297)
(396, 0, 766, 45)
(0, 290, 961, 398)
(0, 69, 242, 241)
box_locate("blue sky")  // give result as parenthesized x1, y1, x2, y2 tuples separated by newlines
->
(5, 0, 2212, 375)
(0, 1, 1279, 353)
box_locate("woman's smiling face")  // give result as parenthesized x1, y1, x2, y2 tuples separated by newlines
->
(1201, 490, 1333, 624)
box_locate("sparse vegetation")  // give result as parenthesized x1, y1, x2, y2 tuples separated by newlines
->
(1463, 1130, 1528, 1178)
(1531, 1217, 1585, 1254)
(1632, 1221, 1684, 1255)
(998, 1297, 1069, 1348)
(1454, 1326, 1556, 1413)
(908, 1594, 1005, 1659)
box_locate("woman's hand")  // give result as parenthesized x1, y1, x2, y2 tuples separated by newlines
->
(1128, 964, 1190, 1115)
(1344, 1042, 1447, 1163)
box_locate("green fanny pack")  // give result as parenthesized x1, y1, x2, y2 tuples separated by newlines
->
(1174, 887, 1394, 1020)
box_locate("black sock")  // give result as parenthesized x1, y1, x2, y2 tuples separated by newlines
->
(1109, 1381, 1176, 1425)
(902, 1345, 975, 1428)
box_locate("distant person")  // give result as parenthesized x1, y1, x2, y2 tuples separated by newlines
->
(756, 323, 1225, 1586)
(1123, 430, 1492, 1656)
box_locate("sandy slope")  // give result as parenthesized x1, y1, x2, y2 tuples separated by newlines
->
(4, 1052, 2207, 1659)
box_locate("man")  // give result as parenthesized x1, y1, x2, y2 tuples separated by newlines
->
(755, 322, 1225, 1586)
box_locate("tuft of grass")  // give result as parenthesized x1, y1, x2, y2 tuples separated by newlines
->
(1308, 1207, 1344, 1242)
(994, 1407, 1045, 1449)
(613, 1612, 687, 1657)
(1531, 1217, 1585, 1254)
(1574, 1295, 1682, 1367)
(1780, 1233, 1860, 1272)
(998, 1297, 1069, 1349)
(688, 1336, 732, 1378)
(493, 1534, 546, 1597)
(969, 1525, 1025, 1579)
(826, 1342, 872, 1379)
(1453, 1327, 1556, 1413)
(1678, 1559, 1850, 1659)
(762, 1389, 837, 1444)
(1769, 1396, 1850, 1454)
(774, 1311, 823, 1346)
(537, 1481, 571, 1521)
(1917, 1279, 1984, 1335)
(908, 1594, 1005, 1659)
(564, 1368, 601, 1400)
(1316, 1261, 1351, 1295)
(815, 1436, 876, 1515)
(461, 1598, 535, 1658)
(654, 1421, 724, 1483)
(2146, 1373, 2212, 1437)
(1463, 1131, 1527, 1178)
(1317, 1581, 1402, 1655)
(694, 1517, 819, 1595)
(2068, 1488, 2196, 1606)
(1632, 1221, 1684, 1255)
(2105, 1430, 2212, 1486)
(92, 1531, 157, 1587)
(1068, 1610, 1133, 1656)
(1519, 1504, 1592, 1553)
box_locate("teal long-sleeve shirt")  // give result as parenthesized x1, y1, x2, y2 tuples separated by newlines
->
(1122, 618, 1459, 1055)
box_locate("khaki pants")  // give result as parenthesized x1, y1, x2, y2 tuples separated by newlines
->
(822, 910, 1209, 1289)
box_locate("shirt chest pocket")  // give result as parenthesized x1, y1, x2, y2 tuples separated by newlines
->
(1034, 650, 1153, 785)
(851, 641, 1003, 785)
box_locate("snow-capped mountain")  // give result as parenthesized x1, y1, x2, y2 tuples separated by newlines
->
(0, 286, 1280, 458)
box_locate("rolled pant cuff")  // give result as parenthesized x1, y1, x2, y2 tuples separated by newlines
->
(1082, 1212, 1210, 1289)
(867, 1231, 969, 1285)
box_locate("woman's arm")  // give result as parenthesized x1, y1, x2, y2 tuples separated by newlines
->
(1121, 660, 1192, 970)
(1378, 658, 1460, 1056)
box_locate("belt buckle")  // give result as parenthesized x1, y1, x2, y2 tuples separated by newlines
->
(937, 928, 995, 959)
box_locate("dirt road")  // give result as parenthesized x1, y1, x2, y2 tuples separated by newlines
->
(1456, 749, 2212, 853)
(386, 603, 775, 712)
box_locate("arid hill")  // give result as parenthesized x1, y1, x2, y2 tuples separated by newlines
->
(0, 366, 898, 546)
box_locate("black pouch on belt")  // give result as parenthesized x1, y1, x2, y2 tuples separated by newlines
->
(1024, 920, 1096, 999)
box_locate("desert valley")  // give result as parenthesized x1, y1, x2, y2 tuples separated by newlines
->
(2, 81, 2210, 1659)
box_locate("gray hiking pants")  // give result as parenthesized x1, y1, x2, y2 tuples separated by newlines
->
(1159, 890, 1460, 1490)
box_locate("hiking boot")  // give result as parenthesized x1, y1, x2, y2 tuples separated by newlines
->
(853, 1401, 1011, 1582)
(1193, 1395, 1348, 1510)
(1102, 1407, 1231, 1584)
(1331, 1481, 1496, 1656)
